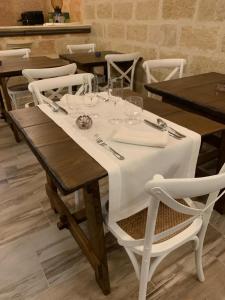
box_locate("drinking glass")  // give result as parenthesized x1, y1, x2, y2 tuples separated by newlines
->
(108, 78, 124, 124)
(125, 96, 143, 125)
(83, 75, 99, 118)
(66, 94, 84, 118)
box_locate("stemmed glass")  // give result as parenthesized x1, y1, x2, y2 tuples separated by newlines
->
(83, 75, 99, 118)
(108, 77, 124, 124)
(125, 96, 143, 125)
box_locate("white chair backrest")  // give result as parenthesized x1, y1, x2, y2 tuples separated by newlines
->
(0, 48, 31, 58)
(143, 58, 186, 84)
(28, 73, 94, 105)
(141, 163, 225, 248)
(105, 52, 140, 90)
(22, 63, 77, 82)
(67, 43, 96, 54)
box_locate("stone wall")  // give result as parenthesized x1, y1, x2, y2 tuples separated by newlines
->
(0, 33, 90, 58)
(81, 0, 225, 93)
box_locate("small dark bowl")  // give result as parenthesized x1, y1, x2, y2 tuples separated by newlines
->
(76, 115, 93, 129)
(95, 51, 101, 58)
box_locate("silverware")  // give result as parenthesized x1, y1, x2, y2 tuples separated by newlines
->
(157, 118, 186, 138)
(144, 119, 182, 140)
(54, 102, 68, 114)
(95, 134, 125, 160)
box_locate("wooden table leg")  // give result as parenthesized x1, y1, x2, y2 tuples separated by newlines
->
(45, 174, 110, 295)
(46, 173, 58, 214)
(0, 77, 12, 111)
(83, 181, 110, 295)
(0, 88, 6, 120)
(215, 131, 225, 214)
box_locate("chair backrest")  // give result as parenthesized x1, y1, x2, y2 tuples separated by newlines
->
(143, 58, 186, 84)
(22, 63, 77, 82)
(28, 73, 94, 105)
(105, 52, 140, 90)
(0, 48, 31, 58)
(141, 163, 225, 249)
(67, 43, 96, 54)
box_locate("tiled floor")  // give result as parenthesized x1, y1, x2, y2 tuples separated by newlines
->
(1, 119, 225, 300)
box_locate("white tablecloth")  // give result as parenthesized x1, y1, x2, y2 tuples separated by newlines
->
(39, 94, 201, 223)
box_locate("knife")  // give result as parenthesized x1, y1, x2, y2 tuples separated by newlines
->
(144, 119, 163, 130)
(54, 103, 68, 114)
(144, 119, 182, 140)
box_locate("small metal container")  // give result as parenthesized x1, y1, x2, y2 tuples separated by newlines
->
(76, 115, 93, 129)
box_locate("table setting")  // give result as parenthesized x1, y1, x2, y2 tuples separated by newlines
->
(38, 89, 201, 223)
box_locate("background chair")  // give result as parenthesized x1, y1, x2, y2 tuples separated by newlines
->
(105, 52, 140, 90)
(28, 73, 94, 105)
(0, 48, 31, 109)
(67, 43, 96, 54)
(107, 164, 225, 300)
(143, 58, 186, 97)
(23, 64, 77, 105)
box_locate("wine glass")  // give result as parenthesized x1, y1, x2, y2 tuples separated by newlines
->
(83, 75, 99, 118)
(66, 94, 84, 118)
(108, 77, 124, 124)
(125, 96, 143, 125)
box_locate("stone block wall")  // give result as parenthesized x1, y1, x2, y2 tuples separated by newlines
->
(81, 0, 225, 92)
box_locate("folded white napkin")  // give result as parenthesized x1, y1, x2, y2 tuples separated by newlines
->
(111, 127, 168, 147)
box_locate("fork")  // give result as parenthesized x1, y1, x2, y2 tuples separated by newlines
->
(95, 134, 125, 160)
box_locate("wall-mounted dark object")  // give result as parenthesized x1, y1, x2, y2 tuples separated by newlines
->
(18, 11, 44, 26)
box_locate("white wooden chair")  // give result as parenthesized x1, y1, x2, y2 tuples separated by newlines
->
(143, 58, 186, 97)
(0, 49, 31, 109)
(67, 43, 96, 54)
(23, 64, 77, 104)
(107, 163, 225, 300)
(0, 48, 30, 58)
(28, 73, 94, 105)
(105, 52, 140, 90)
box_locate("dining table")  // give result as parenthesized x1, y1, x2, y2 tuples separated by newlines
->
(7, 90, 225, 295)
(60, 50, 120, 78)
(145, 72, 225, 124)
(0, 56, 68, 116)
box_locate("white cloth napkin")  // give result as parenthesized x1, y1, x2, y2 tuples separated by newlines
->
(111, 127, 168, 147)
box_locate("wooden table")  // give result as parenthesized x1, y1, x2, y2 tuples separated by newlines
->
(60, 51, 120, 77)
(7, 94, 225, 294)
(0, 56, 68, 115)
(145, 72, 225, 123)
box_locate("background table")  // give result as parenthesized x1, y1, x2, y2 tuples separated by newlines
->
(0, 56, 68, 115)
(145, 72, 225, 123)
(60, 50, 120, 78)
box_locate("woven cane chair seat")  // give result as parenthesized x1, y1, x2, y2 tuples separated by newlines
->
(117, 199, 191, 243)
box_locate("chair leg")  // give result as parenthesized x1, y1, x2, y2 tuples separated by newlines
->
(195, 239, 205, 282)
(138, 259, 151, 300)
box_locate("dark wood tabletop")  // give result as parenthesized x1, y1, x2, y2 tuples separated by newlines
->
(0, 56, 68, 120)
(60, 51, 120, 67)
(145, 72, 225, 123)
(0, 56, 68, 77)
(8, 107, 107, 195)
(8, 91, 225, 195)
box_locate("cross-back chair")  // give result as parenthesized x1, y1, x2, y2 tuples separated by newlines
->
(23, 64, 77, 103)
(107, 163, 225, 300)
(143, 58, 186, 97)
(67, 43, 96, 54)
(0, 48, 31, 109)
(105, 52, 140, 90)
(28, 73, 94, 105)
